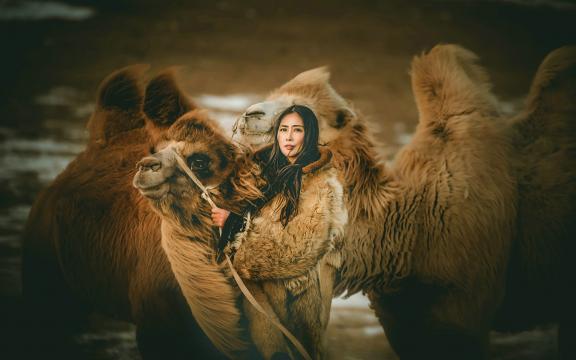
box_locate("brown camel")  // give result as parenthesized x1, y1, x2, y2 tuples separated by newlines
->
(233, 44, 576, 359)
(22, 64, 343, 360)
(22, 66, 232, 359)
(132, 105, 348, 359)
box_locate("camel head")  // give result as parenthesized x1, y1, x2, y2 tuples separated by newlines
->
(134, 108, 264, 237)
(134, 110, 238, 223)
(234, 67, 358, 148)
(235, 67, 388, 225)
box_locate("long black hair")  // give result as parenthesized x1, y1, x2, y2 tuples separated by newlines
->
(261, 105, 321, 227)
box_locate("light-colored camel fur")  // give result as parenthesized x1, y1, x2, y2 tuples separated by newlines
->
(234, 44, 576, 359)
(22, 66, 233, 359)
(133, 111, 347, 359)
(132, 111, 265, 358)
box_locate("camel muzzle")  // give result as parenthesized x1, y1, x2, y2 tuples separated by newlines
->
(137, 156, 162, 172)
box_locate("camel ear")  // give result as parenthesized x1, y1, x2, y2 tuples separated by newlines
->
(331, 108, 355, 129)
(144, 69, 195, 128)
(410, 44, 498, 129)
(89, 64, 148, 143)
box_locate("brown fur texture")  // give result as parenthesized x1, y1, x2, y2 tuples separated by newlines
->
(134, 110, 347, 359)
(133, 109, 270, 358)
(367, 46, 516, 359)
(235, 44, 575, 359)
(228, 151, 347, 359)
(22, 67, 231, 359)
(495, 46, 576, 359)
(235, 67, 357, 149)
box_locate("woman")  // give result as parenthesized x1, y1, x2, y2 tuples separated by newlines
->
(212, 105, 347, 359)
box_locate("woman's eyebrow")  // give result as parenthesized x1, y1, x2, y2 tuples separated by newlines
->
(279, 124, 303, 128)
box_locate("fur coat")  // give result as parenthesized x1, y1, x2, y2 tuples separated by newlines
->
(229, 147, 347, 359)
(231, 147, 347, 285)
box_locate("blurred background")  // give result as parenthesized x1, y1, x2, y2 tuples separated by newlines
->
(1, 0, 574, 358)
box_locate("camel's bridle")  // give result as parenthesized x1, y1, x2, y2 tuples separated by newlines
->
(168, 146, 313, 360)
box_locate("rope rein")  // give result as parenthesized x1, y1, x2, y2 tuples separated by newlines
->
(170, 147, 313, 360)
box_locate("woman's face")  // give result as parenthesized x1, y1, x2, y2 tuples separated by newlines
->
(277, 112, 305, 163)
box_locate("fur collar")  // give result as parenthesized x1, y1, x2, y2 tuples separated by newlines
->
(302, 147, 332, 174)
(254, 145, 332, 174)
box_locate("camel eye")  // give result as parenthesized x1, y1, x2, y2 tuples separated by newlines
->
(187, 153, 211, 171)
(193, 159, 206, 169)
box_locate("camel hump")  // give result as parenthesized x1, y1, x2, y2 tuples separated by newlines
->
(97, 64, 148, 111)
(410, 44, 499, 129)
(511, 46, 576, 148)
(272, 66, 332, 97)
(88, 64, 149, 143)
(524, 46, 576, 123)
(144, 68, 195, 129)
(270, 66, 356, 129)
(282, 66, 331, 88)
(510, 47, 576, 275)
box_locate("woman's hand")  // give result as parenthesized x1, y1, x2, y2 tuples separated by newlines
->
(211, 207, 230, 228)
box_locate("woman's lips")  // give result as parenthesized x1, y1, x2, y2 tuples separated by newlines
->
(284, 145, 295, 150)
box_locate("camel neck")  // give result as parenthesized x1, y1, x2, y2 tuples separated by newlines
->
(160, 222, 248, 357)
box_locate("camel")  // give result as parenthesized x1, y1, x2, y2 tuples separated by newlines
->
(131, 107, 347, 359)
(22, 64, 343, 360)
(21, 44, 575, 359)
(233, 44, 576, 359)
(21, 66, 232, 359)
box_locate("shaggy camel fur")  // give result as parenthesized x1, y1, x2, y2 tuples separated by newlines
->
(234, 45, 576, 359)
(132, 111, 261, 358)
(494, 46, 576, 359)
(133, 113, 347, 359)
(22, 66, 231, 359)
(21, 64, 344, 360)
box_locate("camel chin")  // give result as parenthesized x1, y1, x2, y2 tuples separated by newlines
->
(137, 182, 170, 200)
(133, 170, 170, 199)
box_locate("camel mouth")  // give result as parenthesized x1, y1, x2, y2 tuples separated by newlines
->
(241, 129, 272, 137)
(244, 123, 273, 135)
(237, 113, 274, 136)
(133, 174, 170, 200)
(137, 182, 170, 199)
(236, 119, 273, 146)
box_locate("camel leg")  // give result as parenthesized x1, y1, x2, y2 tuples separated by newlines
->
(368, 285, 489, 360)
(559, 285, 576, 360)
(318, 263, 336, 333)
(243, 281, 292, 359)
(20, 243, 91, 358)
(288, 289, 325, 359)
(132, 281, 230, 360)
(285, 267, 334, 360)
(559, 321, 575, 360)
(133, 290, 227, 360)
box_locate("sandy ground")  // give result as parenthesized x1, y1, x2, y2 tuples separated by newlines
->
(0, 0, 573, 359)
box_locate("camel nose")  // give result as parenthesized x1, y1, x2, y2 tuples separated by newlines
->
(137, 157, 162, 172)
